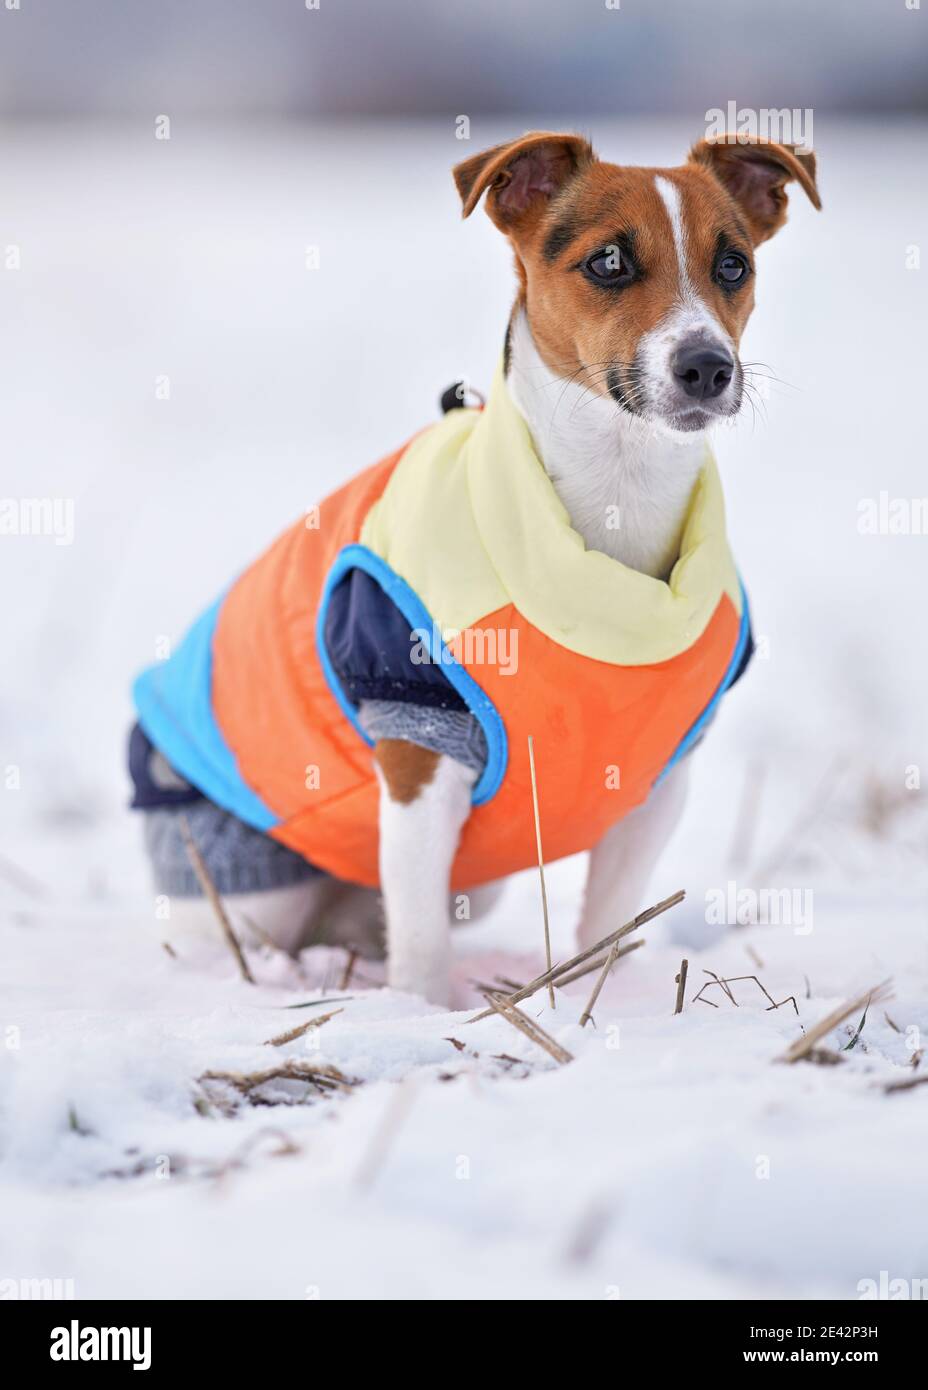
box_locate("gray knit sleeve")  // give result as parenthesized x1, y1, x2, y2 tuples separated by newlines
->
(358, 699, 488, 777)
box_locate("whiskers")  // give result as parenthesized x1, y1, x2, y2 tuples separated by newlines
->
(524, 356, 648, 425)
(738, 359, 797, 432)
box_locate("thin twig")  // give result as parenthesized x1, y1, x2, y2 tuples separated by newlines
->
(674, 958, 689, 1015)
(884, 1073, 928, 1095)
(692, 972, 798, 1014)
(469, 977, 509, 995)
(579, 944, 618, 1028)
(779, 981, 893, 1064)
(722, 974, 798, 1014)
(527, 735, 555, 1008)
(481, 992, 573, 1065)
(198, 1059, 356, 1100)
(279, 995, 354, 1011)
(703, 968, 738, 1006)
(468, 889, 684, 1022)
(339, 949, 359, 991)
(554, 938, 644, 988)
(264, 1008, 343, 1047)
(179, 815, 254, 984)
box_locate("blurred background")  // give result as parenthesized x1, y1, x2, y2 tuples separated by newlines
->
(0, 0, 926, 907)
(0, 0, 924, 118)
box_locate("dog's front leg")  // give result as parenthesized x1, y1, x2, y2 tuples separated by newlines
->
(374, 739, 475, 1006)
(578, 760, 690, 951)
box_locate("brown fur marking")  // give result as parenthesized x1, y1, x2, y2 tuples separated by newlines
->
(453, 132, 820, 396)
(374, 739, 441, 805)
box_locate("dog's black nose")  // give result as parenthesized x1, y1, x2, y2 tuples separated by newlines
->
(672, 346, 734, 400)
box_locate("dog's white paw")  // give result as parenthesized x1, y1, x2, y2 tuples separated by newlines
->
(388, 961, 451, 1008)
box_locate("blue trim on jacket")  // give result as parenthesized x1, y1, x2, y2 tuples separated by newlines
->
(132, 594, 280, 832)
(656, 581, 753, 783)
(316, 545, 509, 806)
(323, 566, 470, 711)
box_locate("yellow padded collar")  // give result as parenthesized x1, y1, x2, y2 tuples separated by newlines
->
(360, 363, 741, 666)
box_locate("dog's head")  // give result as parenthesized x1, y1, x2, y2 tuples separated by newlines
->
(454, 132, 820, 435)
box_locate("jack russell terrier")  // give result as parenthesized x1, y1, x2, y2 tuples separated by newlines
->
(130, 131, 820, 1005)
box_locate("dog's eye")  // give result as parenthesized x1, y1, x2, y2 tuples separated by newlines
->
(716, 253, 749, 286)
(584, 247, 633, 286)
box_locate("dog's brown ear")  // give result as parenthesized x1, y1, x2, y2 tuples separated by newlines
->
(453, 132, 594, 233)
(689, 136, 821, 244)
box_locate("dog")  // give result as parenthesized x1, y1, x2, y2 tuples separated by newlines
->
(130, 131, 820, 1005)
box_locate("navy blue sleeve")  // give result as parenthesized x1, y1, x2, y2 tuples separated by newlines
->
(322, 568, 467, 711)
(128, 722, 204, 809)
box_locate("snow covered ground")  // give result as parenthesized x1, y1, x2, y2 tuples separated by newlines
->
(1, 118, 926, 1301)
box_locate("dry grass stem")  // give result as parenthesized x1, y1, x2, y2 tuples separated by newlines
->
(495, 974, 524, 992)
(779, 981, 893, 1064)
(692, 971, 799, 1015)
(674, 958, 689, 1015)
(468, 888, 684, 1022)
(579, 944, 618, 1028)
(554, 939, 644, 989)
(482, 991, 573, 1064)
(179, 815, 255, 984)
(198, 1060, 356, 1106)
(527, 735, 556, 1008)
(705, 968, 738, 1005)
(806, 1047, 844, 1066)
(264, 1008, 344, 1047)
(884, 1073, 928, 1095)
(339, 948, 359, 990)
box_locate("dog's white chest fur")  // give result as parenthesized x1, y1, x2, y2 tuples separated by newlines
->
(505, 310, 707, 581)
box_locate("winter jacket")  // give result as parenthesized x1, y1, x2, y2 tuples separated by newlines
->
(132, 365, 752, 889)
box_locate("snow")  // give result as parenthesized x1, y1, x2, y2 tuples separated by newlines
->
(1, 118, 927, 1301)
